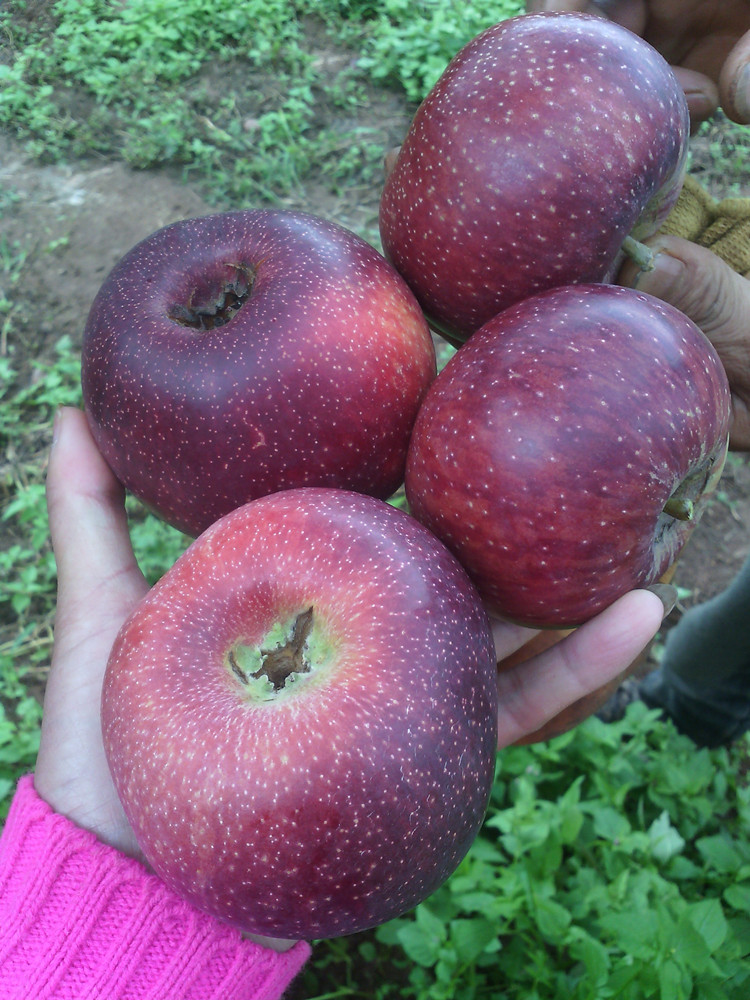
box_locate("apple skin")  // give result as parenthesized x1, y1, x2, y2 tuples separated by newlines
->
(101, 487, 498, 939)
(404, 284, 731, 629)
(379, 12, 690, 343)
(82, 210, 436, 537)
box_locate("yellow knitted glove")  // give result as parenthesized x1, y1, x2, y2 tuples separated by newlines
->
(660, 175, 750, 278)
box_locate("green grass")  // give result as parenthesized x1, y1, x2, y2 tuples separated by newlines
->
(0, 0, 523, 205)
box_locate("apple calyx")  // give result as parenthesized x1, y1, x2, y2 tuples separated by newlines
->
(168, 263, 254, 331)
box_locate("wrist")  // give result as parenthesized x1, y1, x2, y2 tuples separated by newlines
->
(0, 776, 310, 999)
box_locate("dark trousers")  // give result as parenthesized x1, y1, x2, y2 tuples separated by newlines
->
(642, 553, 750, 747)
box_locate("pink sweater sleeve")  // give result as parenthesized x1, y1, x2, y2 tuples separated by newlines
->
(0, 776, 310, 1000)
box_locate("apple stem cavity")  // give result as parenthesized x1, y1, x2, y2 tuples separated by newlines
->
(168, 263, 254, 331)
(620, 236, 656, 273)
(228, 607, 318, 698)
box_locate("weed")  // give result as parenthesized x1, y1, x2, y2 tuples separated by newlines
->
(299, 707, 750, 999)
(357, 0, 524, 102)
(0, 1, 526, 204)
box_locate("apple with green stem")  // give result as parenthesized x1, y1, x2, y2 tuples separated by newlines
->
(82, 210, 436, 538)
(380, 12, 690, 344)
(404, 283, 731, 629)
(101, 487, 498, 939)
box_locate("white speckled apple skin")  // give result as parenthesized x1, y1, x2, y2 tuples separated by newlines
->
(380, 12, 690, 341)
(405, 284, 731, 628)
(82, 210, 436, 537)
(101, 488, 498, 939)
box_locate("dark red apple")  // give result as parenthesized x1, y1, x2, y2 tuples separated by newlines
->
(82, 210, 436, 537)
(404, 284, 731, 628)
(101, 487, 498, 939)
(380, 12, 690, 343)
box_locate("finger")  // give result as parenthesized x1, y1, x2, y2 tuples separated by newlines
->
(46, 406, 147, 628)
(38, 408, 148, 852)
(618, 235, 750, 449)
(495, 588, 664, 746)
(491, 617, 541, 662)
(720, 29, 750, 124)
(671, 67, 720, 130)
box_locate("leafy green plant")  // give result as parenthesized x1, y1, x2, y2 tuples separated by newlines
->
(0, 0, 526, 204)
(0, 0, 374, 201)
(0, 0, 316, 193)
(693, 113, 750, 196)
(299, 705, 750, 999)
(0, 680, 41, 822)
(357, 0, 524, 102)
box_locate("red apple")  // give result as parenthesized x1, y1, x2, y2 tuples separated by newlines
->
(82, 210, 436, 537)
(101, 487, 498, 939)
(380, 12, 690, 343)
(404, 284, 731, 628)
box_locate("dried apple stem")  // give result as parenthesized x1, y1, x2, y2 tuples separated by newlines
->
(621, 236, 656, 272)
(663, 496, 694, 521)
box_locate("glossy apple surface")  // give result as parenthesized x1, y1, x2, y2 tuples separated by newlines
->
(101, 488, 498, 939)
(380, 12, 690, 342)
(82, 210, 436, 537)
(405, 284, 731, 628)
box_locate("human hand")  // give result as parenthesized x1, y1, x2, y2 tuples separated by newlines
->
(618, 236, 750, 451)
(492, 589, 666, 746)
(36, 406, 296, 951)
(37, 406, 149, 857)
(525, 0, 750, 128)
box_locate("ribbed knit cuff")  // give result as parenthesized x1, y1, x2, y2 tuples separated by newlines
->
(661, 174, 750, 277)
(0, 776, 310, 1000)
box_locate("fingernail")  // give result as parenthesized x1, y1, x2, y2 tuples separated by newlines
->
(735, 64, 750, 124)
(684, 88, 718, 125)
(52, 406, 65, 446)
(646, 583, 678, 619)
(629, 249, 686, 298)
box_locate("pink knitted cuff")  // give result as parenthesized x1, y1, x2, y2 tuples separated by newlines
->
(0, 776, 310, 1000)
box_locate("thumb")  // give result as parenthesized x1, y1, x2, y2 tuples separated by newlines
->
(720, 28, 750, 124)
(619, 235, 750, 450)
(46, 407, 147, 640)
(37, 409, 148, 849)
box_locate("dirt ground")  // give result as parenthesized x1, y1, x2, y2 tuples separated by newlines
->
(2, 120, 749, 664)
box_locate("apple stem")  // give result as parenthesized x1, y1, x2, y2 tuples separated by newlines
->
(663, 496, 694, 521)
(427, 315, 468, 350)
(621, 236, 656, 272)
(253, 607, 315, 691)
